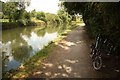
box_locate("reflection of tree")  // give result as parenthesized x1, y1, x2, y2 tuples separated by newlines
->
(36, 28, 46, 37)
(12, 45, 32, 62)
(45, 25, 59, 34)
(2, 29, 21, 43)
(10, 38, 28, 51)
(2, 27, 34, 43)
(22, 28, 32, 38)
(2, 52, 9, 73)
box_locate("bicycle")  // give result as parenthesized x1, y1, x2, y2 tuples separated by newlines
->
(90, 34, 103, 70)
(90, 34, 118, 70)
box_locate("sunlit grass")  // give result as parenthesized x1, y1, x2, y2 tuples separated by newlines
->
(31, 17, 44, 23)
(0, 19, 9, 22)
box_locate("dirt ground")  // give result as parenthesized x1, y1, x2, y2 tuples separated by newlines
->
(29, 26, 119, 78)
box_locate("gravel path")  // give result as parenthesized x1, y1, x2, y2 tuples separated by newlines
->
(29, 26, 119, 78)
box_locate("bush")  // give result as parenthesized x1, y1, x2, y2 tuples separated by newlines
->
(83, 3, 120, 39)
(64, 2, 120, 52)
(36, 12, 47, 23)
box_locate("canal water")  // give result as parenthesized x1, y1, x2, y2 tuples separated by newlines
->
(1, 24, 68, 72)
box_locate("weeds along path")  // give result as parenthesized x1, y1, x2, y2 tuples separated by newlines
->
(29, 26, 118, 78)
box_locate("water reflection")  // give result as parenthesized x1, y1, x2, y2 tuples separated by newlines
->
(12, 45, 31, 62)
(2, 25, 61, 72)
(21, 31, 58, 55)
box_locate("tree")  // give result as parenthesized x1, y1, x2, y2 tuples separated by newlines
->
(63, 2, 120, 52)
(11, 0, 31, 10)
(45, 13, 62, 24)
(36, 11, 47, 23)
(36, 12, 45, 19)
(31, 9, 36, 17)
(57, 8, 72, 23)
(2, 0, 31, 22)
(17, 10, 31, 26)
(3, 2, 17, 22)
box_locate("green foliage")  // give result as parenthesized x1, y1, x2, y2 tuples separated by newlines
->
(30, 6, 72, 25)
(57, 9, 72, 23)
(16, 0, 30, 9)
(45, 13, 60, 24)
(6, 8, 31, 26)
(36, 12, 45, 19)
(35, 12, 62, 24)
(82, 3, 120, 39)
(36, 11, 47, 23)
(2, 0, 32, 26)
(3, 2, 17, 22)
(63, 2, 85, 15)
(0, 12, 3, 19)
(63, 2, 120, 50)
(31, 9, 36, 17)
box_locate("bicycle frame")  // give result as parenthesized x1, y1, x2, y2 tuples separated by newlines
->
(90, 34, 120, 71)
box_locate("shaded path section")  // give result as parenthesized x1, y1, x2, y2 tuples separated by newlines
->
(29, 26, 119, 78)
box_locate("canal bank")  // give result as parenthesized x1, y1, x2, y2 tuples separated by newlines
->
(2, 20, 46, 30)
(2, 22, 82, 78)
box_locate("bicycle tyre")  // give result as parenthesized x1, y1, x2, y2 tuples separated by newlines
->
(93, 56, 102, 71)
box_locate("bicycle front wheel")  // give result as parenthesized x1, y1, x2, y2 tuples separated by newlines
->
(93, 56, 102, 71)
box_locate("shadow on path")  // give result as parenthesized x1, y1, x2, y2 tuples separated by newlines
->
(29, 26, 119, 78)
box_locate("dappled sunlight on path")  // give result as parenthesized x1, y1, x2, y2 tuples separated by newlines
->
(65, 59, 79, 64)
(55, 40, 77, 50)
(29, 26, 118, 78)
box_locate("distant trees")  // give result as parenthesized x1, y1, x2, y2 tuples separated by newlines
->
(45, 13, 60, 24)
(36, 12, 45, 20)
(1, 0, 74, 27)
(31, 9, 72, 25)
(57, 9, 72, 23)
(17, 10, 31, 26)
(36, 11, 47, 23)
(1, 0, 31, 26)
(2, 2, 17, 22)
(31, 9, 36, 17)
